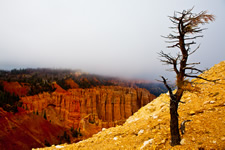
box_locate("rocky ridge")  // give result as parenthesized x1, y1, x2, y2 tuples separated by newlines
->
(38, 61, 225, 150)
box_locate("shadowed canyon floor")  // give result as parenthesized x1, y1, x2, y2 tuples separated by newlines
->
(37, 61, 225, 150)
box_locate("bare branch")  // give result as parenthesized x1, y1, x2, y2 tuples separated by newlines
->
(165, 40, 179, 43)
(189, 28, 207, 33)
(184, 67, 203, 73)
(184, 35, 203, 40)
(161, 76, 173, 96)
(158, 52, 174, 64)
(189, 44, 200, 55)
(167, 43, 180, 49)
(169, 27, 177, 29)
(185, 41, 196, 46)
(161, 34, 179, 39)
(184, 74, 219, 82)
(169, 18, 179, 25)
(159, 51, 179, 74)
(186, 62, 200, 66)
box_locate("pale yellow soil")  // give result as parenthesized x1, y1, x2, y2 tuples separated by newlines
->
(36, 61, 225, 150)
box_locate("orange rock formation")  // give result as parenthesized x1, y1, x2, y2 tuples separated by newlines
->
(21, 86, 155, 136)
(2, 81, 29, 97)
(65, 78, 79, 89)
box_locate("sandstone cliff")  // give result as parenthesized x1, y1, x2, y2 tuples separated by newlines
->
(21, 86, 155, 137)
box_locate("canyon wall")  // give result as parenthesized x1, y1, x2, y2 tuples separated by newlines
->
(20, 86, 156, 135)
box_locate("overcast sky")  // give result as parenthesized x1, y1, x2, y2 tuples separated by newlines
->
(0, 0, 224, 81)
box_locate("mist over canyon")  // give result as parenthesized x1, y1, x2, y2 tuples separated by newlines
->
(0, 68, 160, 149)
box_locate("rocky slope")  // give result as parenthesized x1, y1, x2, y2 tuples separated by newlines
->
(21, 86, 155, 138)
(38, 61, 225, 150)
(0, 107, 67, 150)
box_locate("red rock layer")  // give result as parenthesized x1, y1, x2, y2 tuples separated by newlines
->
(0, 108, 66, 150)
(2, 81, 29, 97)
(21, 86, 156, 133)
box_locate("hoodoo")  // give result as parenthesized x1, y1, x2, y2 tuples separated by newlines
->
(21, 86, 156, 137)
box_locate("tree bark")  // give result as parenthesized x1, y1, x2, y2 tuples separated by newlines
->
(161, 76, 181, 145)
(170, 97, 181, 146)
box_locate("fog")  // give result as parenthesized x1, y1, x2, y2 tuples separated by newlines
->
(0, 0, 224, 81)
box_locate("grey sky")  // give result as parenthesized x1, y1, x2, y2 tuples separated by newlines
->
(0, 0, 224, 81)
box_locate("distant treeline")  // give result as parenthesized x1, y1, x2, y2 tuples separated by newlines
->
(0, 68, 169, 98)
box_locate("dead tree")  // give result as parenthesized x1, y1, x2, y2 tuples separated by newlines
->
(159, 8, 215, 146)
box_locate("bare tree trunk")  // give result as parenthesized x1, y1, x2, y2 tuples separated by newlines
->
(170, 97, 181, 146)
(159, 8, 215, 146)
(161, 76, 181, 145)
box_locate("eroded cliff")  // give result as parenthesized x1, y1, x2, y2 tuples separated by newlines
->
(21, 86, 156, 137)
